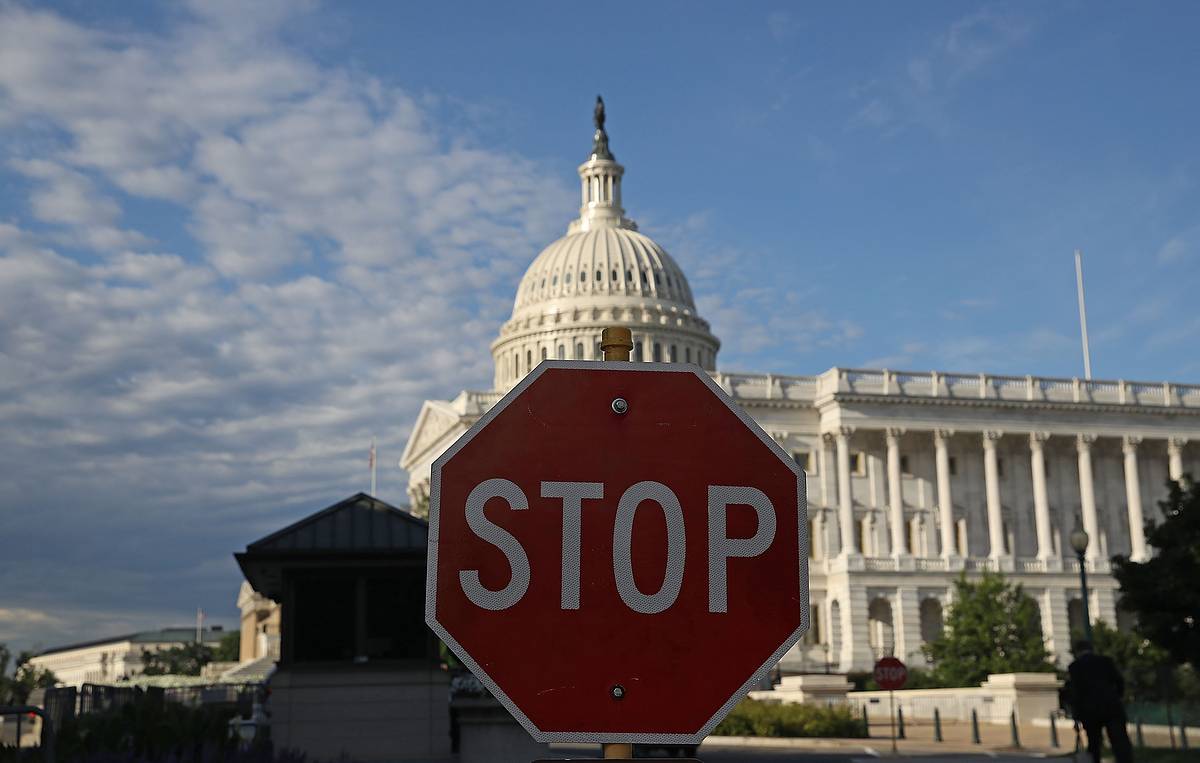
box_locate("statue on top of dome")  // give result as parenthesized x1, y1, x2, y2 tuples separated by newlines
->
(590, 95, 613, 161)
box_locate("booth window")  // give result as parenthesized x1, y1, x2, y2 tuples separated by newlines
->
(289, 568, 430, 665)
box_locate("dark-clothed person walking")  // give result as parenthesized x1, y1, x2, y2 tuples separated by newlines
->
(1068, 640, 1134, 763)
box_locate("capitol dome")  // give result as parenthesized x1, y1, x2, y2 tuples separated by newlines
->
(491, 98, 720, 389)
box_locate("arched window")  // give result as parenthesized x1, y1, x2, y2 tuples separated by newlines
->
(541, 347, 548, 360)
(685, 347, 692, 364)
(595, 269, 602, 282)
(575, 342, 584, 359)
(1068, 598, 1085, 637)
(919, 598, 944, 644)
(804, 604, 822, 645)
(635, 341, 644, 362)
(526, 350, 532, 370)
(612, 268, 618, 282)
(653, 343, 662, 362)
(829, 600, 842, 670)
(669, 345, 677, 363)
(868, 598, 895, 658)
(595, 342, 602, 359)
(581, 270, 587, 282)
(557, 344, 565, 359)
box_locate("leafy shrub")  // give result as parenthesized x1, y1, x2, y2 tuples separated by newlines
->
(50, 690, 241, 762)
(713, 698, 866, 738)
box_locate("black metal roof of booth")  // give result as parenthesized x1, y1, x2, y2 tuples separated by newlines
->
(235, 492, 427, 599)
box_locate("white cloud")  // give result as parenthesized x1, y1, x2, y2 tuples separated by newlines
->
(0, 3, 570, 651)
(850, 9, 1033, 136)
(1157, 227, 1198, 264)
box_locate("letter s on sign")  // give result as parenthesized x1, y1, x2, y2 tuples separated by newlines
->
(459, 478, 531, 610)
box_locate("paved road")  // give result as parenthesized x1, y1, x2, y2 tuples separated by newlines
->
(552, 742, 1067, 762)
(699, 744, 1059, 762)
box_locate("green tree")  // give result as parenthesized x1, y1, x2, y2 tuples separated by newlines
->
(1113, 478, 1200, 672)
(923, 572, 1056, 687)
(141, 642, 213, 676)
(214, 631, 240, 662)
(0, 643, 58, 704)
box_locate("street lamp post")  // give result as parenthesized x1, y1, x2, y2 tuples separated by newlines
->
(1069, 525, 1094, 644)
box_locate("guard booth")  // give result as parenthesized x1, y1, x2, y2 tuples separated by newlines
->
(236, 493, 450, 762)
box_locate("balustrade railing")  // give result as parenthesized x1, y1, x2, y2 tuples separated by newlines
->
(707, 367, 1200, 409)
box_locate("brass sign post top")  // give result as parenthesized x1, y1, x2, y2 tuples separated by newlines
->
(601, 326, 633, 361)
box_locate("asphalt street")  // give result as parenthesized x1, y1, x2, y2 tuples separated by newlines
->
(550, 743, 1069, 762)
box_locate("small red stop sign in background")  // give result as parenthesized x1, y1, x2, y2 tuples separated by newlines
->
(873, 657, 908, 691)
(426, 362, 808, 743)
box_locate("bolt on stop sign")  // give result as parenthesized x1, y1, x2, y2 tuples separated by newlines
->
(426, 361, 809, 743)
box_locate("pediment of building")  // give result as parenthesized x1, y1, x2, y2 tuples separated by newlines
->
(400, 399, 468, 470)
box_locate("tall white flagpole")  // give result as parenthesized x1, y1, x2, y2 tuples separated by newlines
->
(1075, 249, 1092, 380)
(370, 437, 377, 496)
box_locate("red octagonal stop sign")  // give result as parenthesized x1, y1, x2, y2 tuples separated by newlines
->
(426, 361, 809, 743)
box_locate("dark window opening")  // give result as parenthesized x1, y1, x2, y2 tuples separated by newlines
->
(292, 577, 355, 662)
(289, 569, 432, 665)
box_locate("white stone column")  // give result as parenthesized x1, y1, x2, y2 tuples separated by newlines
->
(983, 430, 1006, 559)
(934, 429, 956, 559)
(820, 433, 833, 507)
(1041, 587, 1072, 665)
(835, 427, 856, 555)
(1030, 433, 1054, 561)
(894, 587, 923, 666)
(841, 584, 872, 671)
(1168, 437, 1187, 482)
(886, 428, 906, 558)
(1076, 434, 1101, 563)
(1123, 436, 1147, 562)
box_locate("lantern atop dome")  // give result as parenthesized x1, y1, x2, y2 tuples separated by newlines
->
(574, 95, 632, 234)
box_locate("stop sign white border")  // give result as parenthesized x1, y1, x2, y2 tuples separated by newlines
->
(425, 360, 810, 744)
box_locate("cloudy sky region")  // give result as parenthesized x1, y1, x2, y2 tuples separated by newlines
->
(2, 1, 1199, 652)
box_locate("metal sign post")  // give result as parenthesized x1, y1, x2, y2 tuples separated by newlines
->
(873, 657, 908, 756)
(600, 325, 632, 762)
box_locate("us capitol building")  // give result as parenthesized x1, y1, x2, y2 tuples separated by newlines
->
(401, 101, 1200, 673)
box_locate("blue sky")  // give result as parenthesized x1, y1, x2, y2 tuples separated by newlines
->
(2, 1, 1199, 651)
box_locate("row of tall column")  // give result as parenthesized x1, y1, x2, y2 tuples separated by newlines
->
(825, 428, 1190, 563)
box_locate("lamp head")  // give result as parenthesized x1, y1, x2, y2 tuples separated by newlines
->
(1069, 526, 1090, 555)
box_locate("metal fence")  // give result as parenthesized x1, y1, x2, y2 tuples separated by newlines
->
(42, 682, 260, 721)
